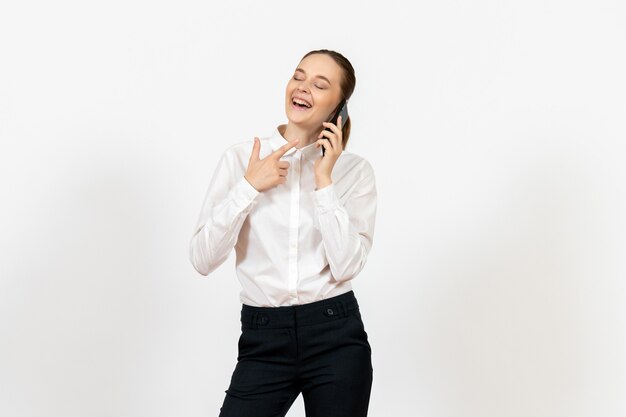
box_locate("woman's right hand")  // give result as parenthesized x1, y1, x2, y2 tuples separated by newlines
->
(244, 137, 299, 192)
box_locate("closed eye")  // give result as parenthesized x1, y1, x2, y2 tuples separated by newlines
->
(293, 75, 327, 89)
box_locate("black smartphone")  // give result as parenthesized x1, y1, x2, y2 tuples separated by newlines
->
(321, 99, 348, 156)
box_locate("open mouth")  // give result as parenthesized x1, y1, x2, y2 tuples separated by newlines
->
(291, 97, 312, 111)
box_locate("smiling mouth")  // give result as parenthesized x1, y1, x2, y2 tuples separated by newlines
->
(292, 97, 312, 110)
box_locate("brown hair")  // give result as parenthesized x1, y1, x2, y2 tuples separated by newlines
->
(300, 49, 356, 150)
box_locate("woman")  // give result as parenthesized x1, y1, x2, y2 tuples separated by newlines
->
(189, 49, 377, 417)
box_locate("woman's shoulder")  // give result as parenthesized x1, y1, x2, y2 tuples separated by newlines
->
(339, 150, 375, 178)
(211, 139, 255, 167)
(221, 130, 274, 158)
(223, 137, 254, 156)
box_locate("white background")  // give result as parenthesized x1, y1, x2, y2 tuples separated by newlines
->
(1, 1, 625, 416)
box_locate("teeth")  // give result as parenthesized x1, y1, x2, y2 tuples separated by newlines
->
(293, 98, 311, 108)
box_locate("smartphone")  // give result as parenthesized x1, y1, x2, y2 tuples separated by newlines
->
(321, 99, 348, 156)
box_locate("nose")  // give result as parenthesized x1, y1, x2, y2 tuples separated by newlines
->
(296, 80, 310, 94)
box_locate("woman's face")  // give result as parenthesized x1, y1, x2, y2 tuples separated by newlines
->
(284, 53, 343, 130)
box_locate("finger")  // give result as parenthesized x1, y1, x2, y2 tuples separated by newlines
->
(318, 129, 336, 141)
(323, 123, 343, 149)
(250, 137, 260, 161)
(278, 168, 288, 177)
(322, 120, 340, 134)
(272, 138, 299, 159)
(277, 160, 290, 169)
(318, 130, 338, 149)
(316, 138, 333, 153)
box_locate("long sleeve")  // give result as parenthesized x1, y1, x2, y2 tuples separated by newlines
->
(310, 167, 377, 283)
(189, 148, 260, 276)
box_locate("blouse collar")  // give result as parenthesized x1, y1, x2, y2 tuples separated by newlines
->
(269, 124, 321, 161)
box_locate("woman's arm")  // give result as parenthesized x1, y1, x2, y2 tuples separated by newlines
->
(189, 148, 259, 276)
(310, 163, 377, 282)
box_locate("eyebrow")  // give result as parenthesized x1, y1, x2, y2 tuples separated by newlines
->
(295, 68, 331, 85)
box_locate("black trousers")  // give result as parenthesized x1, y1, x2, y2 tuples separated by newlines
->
(218, 290, 373, 417)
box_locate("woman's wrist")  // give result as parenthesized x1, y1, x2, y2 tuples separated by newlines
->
(315, 176, 332, 190)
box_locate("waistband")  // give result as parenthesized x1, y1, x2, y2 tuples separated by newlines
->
(240, 290, 360, 329)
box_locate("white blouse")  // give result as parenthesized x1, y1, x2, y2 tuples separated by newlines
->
(189, 124, 377, 307)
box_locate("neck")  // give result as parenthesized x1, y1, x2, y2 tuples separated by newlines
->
(279, 122, 320, 149)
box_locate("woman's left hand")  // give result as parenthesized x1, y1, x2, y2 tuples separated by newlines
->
(313, 115, 343, 188)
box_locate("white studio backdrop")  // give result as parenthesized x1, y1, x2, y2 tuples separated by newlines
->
(1, 1, 625, 416)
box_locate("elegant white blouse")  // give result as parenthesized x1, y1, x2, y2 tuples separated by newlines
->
(189, 124, 377, 307)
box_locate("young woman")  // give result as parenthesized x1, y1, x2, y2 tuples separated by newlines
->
(189, 49, 377, 417)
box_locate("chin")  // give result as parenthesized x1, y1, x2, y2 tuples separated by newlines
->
(286, 109, 314, 126)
